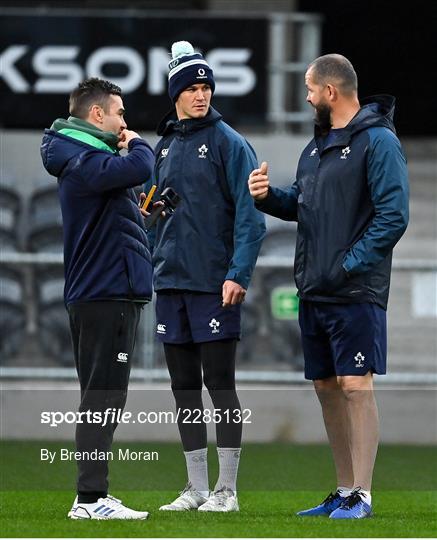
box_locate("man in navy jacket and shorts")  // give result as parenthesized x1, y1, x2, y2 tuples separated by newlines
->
(145, 41, 266, 513)
(249, 54, 409, 519)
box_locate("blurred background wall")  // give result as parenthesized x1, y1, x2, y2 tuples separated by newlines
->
(1, 0, 436, 442)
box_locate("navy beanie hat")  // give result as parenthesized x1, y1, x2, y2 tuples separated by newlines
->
(168, 41, 215, 104)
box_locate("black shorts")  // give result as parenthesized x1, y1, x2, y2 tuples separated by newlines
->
(299, 300, 387, 380)
(155, 291, 241, 344)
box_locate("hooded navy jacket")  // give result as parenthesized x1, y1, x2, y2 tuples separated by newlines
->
(146, 107, 266, 292)
(41, 130, 154, 305)
(256, 95, 409, 309)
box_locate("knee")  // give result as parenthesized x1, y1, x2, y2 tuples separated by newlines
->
(203, 369, 235, 392)
(314, 378, 343, 407)
(338, 374, 373, 400)
(171, 387, 203, 410)
(170, 376, 202, 393)
(204, 375, 238, 408)
(313, 376, 339, 398)
(171, 383, 202, 400)
(203, 377, 235, 394)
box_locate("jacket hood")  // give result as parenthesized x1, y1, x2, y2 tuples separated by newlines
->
(349, 94, 396, 134)
(156, 106, 222, 136)
(41, 130, 88, 178)
(315, 95, 397, 142)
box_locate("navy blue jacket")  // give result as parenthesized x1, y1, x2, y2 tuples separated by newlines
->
(41, 130, 154, 305)
(147, 107, 266, 292)
(256, 96, 409, 309)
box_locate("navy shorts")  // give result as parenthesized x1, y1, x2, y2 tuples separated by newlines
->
(299, 300, 387, 380)
(155, 291, 241, 344)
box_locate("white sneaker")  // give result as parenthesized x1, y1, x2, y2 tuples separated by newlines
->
(159, 482, 209, 511)
(68, 494, 149, 520)
(198, 487, 239, 512)
(67, 496, 79, 518)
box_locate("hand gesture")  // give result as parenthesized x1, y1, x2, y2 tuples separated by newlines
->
(118, 129, 141, 149)
(248, 161, 269, 201)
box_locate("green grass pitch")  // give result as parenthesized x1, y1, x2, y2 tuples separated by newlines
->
(0, 441, 436, 537)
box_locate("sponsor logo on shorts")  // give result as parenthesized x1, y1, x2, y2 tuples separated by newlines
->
(117, 352, 128, 363)
(354, 351, 365, 368)
(157, 323, 167, 334)
(209, 318, 220, 334)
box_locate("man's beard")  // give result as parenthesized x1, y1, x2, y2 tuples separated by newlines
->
(314, 103, 332, 133)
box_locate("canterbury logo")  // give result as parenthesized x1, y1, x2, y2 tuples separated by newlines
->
(117, 352, 128, 363)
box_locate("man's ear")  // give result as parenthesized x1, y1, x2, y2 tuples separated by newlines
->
(88, 104, 104, 124)
(326, 84, 339, 102)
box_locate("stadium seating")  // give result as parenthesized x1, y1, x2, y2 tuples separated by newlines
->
(0, 184, 27, 361)
(0, 267, 27, 363)
(27, 185, 63, 253)
(27, 185, 73, 366)
(0, 183, 22, 252)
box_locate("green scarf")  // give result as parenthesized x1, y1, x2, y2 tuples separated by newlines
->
(51, 116, 119, 153)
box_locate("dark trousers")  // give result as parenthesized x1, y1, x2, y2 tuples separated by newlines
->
(68, 300, 142, 501)
(164, 339, 242, 452)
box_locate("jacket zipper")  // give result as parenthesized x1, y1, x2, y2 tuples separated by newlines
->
(302, 151, 322, 290)
(175, 124, 187, 289)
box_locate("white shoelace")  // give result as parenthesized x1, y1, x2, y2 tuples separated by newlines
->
(105, 495, 122, 504)
(169, 483, 202, 509)
(94, 496, 124, 514)
(209, 487, 233, 507)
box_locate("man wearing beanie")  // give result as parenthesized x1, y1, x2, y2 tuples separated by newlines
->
(145, 41, 266, 512)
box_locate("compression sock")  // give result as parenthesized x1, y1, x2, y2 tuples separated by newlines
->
(184, 447, 209, 496)
(214, 447, 241, 493)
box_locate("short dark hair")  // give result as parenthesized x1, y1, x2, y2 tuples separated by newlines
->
(69, 78, 122, 119)
(308, 54, 358, 96)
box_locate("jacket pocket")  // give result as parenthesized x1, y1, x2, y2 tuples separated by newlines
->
(317, 248, 349, 293)
(123, 247, 153, 300)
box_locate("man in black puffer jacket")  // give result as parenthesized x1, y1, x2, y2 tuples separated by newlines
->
(41, 77, 154, 520)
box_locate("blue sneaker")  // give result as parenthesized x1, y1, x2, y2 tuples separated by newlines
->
(329, 489, 372, 519)
(297, 490, 344, 516)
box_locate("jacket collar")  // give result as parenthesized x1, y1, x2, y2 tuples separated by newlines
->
(156, 106, 222, 136)
(51, 116, 120, 151)
(315, 95, 396, 151)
